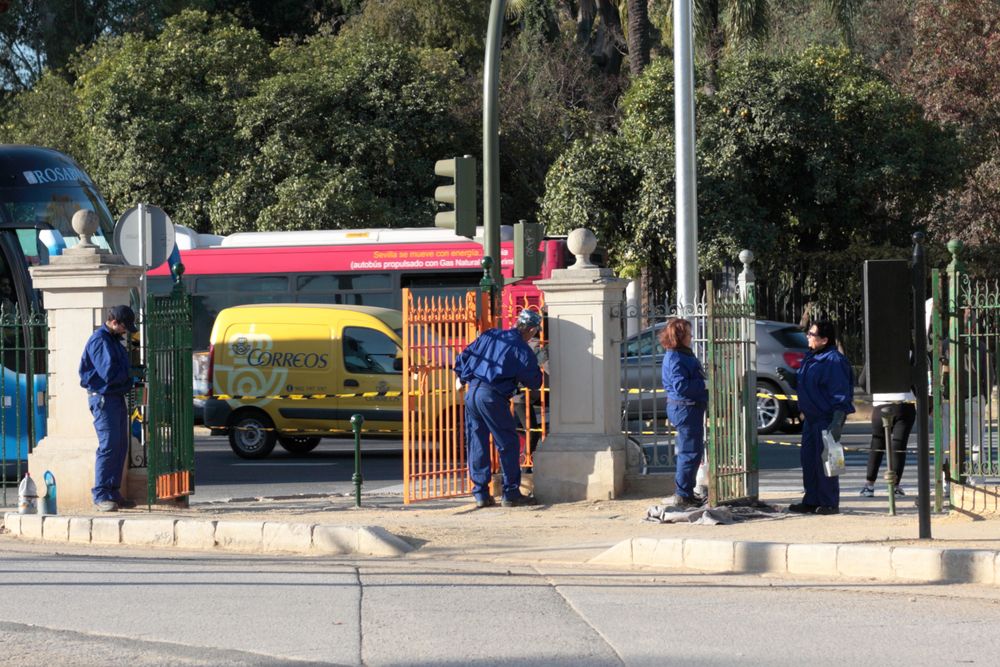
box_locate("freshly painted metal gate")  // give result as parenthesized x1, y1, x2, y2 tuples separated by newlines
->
(402, 287, 548, 503)
(930, 240, 1000, 510)
(704, 274, 758, 506)
(402, 289, 482, 503)
(618, 253, 758, 506)
(144, 280, 195, 504)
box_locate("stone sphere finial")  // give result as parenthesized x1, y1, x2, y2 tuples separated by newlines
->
(738, 249, 754, 266)
(72, 209, 100, 248)
(567, 228, 597, 269)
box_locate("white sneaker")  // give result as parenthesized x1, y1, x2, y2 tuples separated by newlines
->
(859, 485, 875, 498)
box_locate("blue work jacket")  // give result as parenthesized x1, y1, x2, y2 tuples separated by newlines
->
(454, 328, 542, 399)
(661, 347, 709, 406)
(79, 325, 132, 396)
(796, 346, 855, 420)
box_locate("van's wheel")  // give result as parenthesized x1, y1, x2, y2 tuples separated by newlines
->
(278, 436, 321, 455)
(756, 380, 787, 435)
(228, 410, 277, 459)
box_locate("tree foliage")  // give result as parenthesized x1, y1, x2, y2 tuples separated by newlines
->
(209, 32, 469, 233)
(75, 11, 273, 230)
(541, 47, 961, 287)
(900, 0, 1000, 245)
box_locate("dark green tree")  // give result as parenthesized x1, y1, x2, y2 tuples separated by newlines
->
(76, 10, 273, 228)
(541, 47, 961, 286)
(208, 32, 470, 233)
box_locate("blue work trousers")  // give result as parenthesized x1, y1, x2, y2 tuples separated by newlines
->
(465, 383, 522, 501)
(90, 393, 129, 503)
(668, 403, 705, 499)
(801, 416, 839, 508)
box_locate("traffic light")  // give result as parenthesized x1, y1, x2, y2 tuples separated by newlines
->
(434, 155, 476, 238)
(514, 220, 545, 278)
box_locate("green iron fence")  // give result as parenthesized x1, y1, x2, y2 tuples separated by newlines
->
(0, 307, 48, 506)
(705, 269, 758, 506)
(929, 240, 1000, 512)
(145, 281, 194, 504)
(618, 252, 758, 506)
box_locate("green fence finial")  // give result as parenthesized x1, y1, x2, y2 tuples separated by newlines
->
(946, 238, 964, 273)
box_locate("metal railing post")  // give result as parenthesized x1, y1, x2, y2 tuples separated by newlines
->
(351, 413, 364, 508)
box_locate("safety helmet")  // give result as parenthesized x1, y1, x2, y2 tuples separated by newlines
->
(516, 309, 542, 330)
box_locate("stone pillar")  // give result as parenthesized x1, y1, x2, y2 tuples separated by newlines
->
(28, 210, 142, 511)
(532, 228, 630, 502)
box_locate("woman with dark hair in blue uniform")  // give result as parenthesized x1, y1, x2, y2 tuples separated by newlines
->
(660, 318, 709, 508)
(782, 320, 854, 515)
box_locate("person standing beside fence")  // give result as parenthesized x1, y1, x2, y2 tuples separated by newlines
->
(860, 392, 916, 497)
(780, 320, 854, 515)
(659, 318, 709, 508)
(454, 309, 543, 508)
(79, 305, 139, 512)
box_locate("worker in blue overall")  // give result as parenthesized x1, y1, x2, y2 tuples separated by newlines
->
(659, 318, 709, 508)
(780, 320, 854, 515)
(79, 305, 139, 512)
(454, 309, 544, 508)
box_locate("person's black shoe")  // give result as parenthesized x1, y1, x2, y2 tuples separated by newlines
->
(788, 502, 818, 514)
(501, 495, 539, 508)
(475, 496, 497, 508)
(94, 500, 118, 512)
(814, 505, 839, 515)
(115, 498, 137, 509)
(665, 494, 703, 509)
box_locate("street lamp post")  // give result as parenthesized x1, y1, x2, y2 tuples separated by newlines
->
(674, 0, 699, 314)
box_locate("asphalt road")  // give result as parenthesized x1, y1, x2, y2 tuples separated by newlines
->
(193, 433, 405, 503)
(192, 422, 922, 504)
(1, 540, 998, 666)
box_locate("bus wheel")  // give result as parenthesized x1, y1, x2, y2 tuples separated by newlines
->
(228, 410, 277, 459)
(278, 436, 321, 455)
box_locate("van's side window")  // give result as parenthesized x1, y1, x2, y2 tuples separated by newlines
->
(342, 327, 402, 375)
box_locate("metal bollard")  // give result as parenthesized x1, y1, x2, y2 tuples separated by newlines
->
(351, 414, 364, 508)
(42, 471, 57, 515)
(882, 409, 897, 516)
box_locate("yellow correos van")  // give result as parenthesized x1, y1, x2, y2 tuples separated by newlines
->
(203, 304, 404, 458)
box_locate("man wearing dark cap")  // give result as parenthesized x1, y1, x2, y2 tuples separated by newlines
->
(453, 309, 544, 508)
(79, 305, 138, 511)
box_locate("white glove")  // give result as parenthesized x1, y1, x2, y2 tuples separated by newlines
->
(455, 376, 464, 391)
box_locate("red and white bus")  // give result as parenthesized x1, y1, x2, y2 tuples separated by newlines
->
(147, 226, 583, 352)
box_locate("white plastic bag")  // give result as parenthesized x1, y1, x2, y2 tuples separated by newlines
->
(821, 429, 846, 477)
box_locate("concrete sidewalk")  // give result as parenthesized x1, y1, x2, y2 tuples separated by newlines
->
(4, 483, 1000, 588)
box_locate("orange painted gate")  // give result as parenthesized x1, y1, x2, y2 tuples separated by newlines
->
(402, 288, 547, 504)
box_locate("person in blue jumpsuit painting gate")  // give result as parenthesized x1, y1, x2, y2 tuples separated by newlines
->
(79, 305, 140, 512)
(453, 309, 544, 508)
(779, 320, 855, 515)
(659, 318, 709, 508)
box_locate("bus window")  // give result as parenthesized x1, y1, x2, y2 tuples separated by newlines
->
(342, 327, 402, 375)
(196, 276, 289, 293)
(297, 273, 392, 291)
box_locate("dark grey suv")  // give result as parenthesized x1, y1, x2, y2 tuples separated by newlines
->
(621, 320, 808, 434)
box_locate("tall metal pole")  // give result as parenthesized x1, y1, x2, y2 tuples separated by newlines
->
(674, 0, 699, 313)
(483, 0, 506, 299)
(912, 232, 932, 539)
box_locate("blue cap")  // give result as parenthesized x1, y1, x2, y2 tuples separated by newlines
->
(108, 305, 138, 333)
(516, 309, 542, 330)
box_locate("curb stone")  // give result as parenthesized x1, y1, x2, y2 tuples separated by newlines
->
(591, 536, 1000, 586)
(2, 513, 413, 557)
